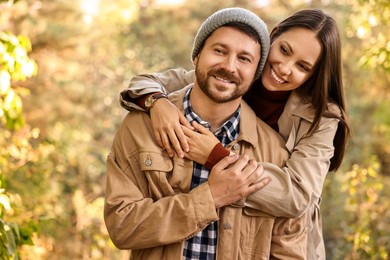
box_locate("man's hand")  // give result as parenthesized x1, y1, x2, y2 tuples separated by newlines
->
(208, 154, 271, 209)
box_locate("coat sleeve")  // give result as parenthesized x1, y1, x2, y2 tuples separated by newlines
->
(104, 115, 218, 250)
(120, 68, 195, 111)
(245, 115, 339, 218)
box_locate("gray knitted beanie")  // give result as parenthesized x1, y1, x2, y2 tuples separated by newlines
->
(191, 7, 270, 80)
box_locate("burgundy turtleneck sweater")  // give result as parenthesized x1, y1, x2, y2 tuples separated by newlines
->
(243, 81, 292, 132)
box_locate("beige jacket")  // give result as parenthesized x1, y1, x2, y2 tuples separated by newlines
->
(120, 68, 341, 259)
(106, 86, 307, 259)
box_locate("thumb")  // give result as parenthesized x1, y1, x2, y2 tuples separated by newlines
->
(192, 121, 210, 135)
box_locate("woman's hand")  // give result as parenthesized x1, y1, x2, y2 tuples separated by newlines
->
(181, 121, 220, 165)
(150, 98, 193, 158)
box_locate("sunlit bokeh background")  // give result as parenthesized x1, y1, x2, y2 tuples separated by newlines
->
(1, 0, 389, 259)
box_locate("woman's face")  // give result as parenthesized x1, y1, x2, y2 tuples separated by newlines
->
(261, 27, 322, 92)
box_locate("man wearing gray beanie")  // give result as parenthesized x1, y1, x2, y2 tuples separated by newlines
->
(106, 7, 307, 260)
(191, 7, 270, 81)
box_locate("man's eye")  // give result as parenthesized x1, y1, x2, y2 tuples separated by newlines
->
(239, 57, 251, 63)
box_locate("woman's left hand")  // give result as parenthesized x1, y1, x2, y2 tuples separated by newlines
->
(181, 121, 220, 165)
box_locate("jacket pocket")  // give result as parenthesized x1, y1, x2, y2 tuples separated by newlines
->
(137, 152, 193, 198)
(139, 151, 173, 172)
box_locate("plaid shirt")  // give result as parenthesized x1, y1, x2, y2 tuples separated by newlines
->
(182, 86, 240, 260)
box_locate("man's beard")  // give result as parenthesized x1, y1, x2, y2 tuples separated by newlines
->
(195, 66, 248, 104)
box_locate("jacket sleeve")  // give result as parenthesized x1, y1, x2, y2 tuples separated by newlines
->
(104, 116, 218, 250)
(245, 116, 339, 218)
(120, 68, 195, 111)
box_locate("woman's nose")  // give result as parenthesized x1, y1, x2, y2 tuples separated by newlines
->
(278, 62, 292, 76)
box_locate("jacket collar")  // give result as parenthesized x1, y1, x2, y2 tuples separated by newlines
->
(236, 100, 258, 148)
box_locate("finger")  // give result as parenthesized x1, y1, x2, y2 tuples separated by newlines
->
(154, 129, 164, 149)
(179, 113, 194, 130)
(212, 154, 239, 172)
(241, 159, 259, 179)
(174, 125, 190, 153)
(181, 125, 195, 137)
(227, 154, 250, 172)
(248, 177, 271, 193)
(191, 121, 211, 135)
(166, 128, 184, 158)
(159, 131, 174, 157)
(245, 164, 264, 184)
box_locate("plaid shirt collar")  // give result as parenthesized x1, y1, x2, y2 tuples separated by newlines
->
(183, 86, 240, 142)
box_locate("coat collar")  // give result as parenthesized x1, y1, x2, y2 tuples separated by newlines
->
(284, 91, 315, 122)
(278, 90, 342, 145)
(283, 91, 342, 122)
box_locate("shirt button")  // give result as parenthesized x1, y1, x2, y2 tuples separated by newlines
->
(232, 143, 240, 151)
(223, 223, 231, 229)
(145, 159, 152, 166)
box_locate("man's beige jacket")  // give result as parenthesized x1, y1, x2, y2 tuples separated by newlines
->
(105, 86, 307, 259)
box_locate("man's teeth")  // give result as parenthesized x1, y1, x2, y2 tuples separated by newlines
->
(216, 76, 232, 83)
(271, 69, 285, 84)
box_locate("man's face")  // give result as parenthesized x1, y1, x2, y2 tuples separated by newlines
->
(194, 26, 261, 103)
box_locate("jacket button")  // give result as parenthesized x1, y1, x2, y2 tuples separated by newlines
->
(232, 144, 239, 151)
(223, 223, 231, 229)
(145, 159, 152, 166)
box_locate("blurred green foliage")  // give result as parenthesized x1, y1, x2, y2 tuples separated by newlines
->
(0, 27, 38, 259)
(323, 157, 390, 259)
(0, 0, 389, 259)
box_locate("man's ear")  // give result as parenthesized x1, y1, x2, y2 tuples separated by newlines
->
(193, 55, 199, 66)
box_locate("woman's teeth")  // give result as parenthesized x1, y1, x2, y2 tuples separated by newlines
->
(271, 68, 285, 84)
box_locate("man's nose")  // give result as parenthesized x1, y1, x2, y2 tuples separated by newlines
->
(220, 56, 237, 73)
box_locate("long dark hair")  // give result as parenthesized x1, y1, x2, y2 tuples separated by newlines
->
(270, 9, 350, 171)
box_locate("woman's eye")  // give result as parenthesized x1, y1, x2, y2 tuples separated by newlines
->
(280, 45, 288, 55)
(298, 63, 310, 72)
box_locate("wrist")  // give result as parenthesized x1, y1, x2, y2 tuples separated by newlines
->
(144, 92, 168, 111)
(205, 143, 230, 170)
(135, 92, 159, 110)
